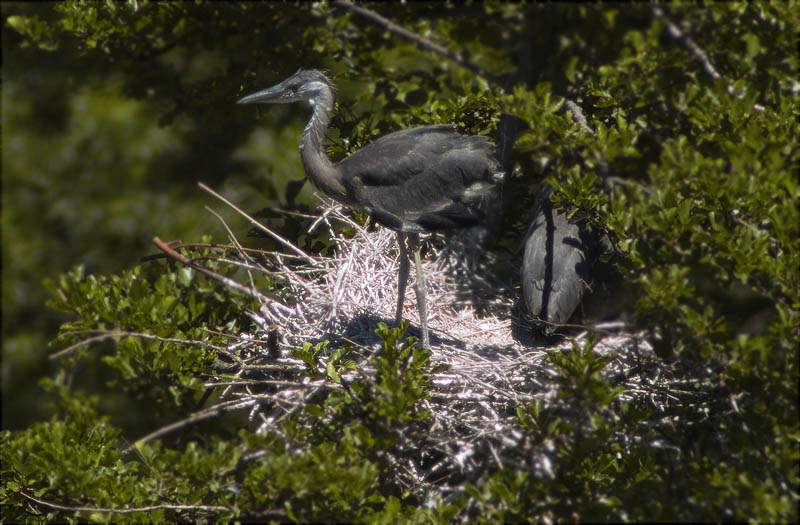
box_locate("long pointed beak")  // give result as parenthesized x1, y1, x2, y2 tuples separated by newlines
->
(237, 85, 283, 105)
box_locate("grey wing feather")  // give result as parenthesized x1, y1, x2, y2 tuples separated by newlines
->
(339, 125, 502, 232)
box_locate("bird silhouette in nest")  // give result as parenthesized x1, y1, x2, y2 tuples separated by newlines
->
(521, 183, 623, 336)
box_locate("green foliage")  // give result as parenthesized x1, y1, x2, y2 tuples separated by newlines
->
(309, 323, 434, 445)
(41, 242, 256, 423)
(1, 378, 148, 523)
(2, 1, 312, 427)
(2, 2, 798, 523)
(234, 324, 442, 522)
(1, 322, 446, 523)
(468, 338, 652, 522)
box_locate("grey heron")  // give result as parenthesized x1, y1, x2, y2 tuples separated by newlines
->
(521, 184, 621, 335)
(238, 69, 503, 347)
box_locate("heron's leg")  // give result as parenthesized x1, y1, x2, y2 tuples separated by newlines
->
(409, 234, 430, 348)
(395, 232, 409, 326)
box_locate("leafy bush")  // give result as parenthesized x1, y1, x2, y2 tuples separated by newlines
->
(2, 2, 797, 523)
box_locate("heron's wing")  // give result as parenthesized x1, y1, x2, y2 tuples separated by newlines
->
(341, 125, 458, 181)
(338, 125, 502, 232)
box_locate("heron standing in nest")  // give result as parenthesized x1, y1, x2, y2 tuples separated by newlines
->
(238, 69, 503, 347)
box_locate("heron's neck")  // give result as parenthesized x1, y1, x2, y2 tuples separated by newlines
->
(299, 93, 348, 203)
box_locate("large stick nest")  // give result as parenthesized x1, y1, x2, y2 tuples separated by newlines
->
(207, 197, 690, 505)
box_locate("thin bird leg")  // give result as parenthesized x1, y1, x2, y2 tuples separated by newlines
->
(395, 232, 409, 326)
(409, 234, 430, 348)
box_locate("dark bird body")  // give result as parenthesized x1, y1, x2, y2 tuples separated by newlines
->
(522, 184, 621, 335)
(239, 70, 503, 346)
(336, 125, 499, 233)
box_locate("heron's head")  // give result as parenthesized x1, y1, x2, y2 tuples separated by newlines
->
(237, 69, 335, 108)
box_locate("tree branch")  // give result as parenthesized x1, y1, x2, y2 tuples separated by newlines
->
(333, 0, 500, 85)
(49, 329, 225, 361)
(653, 6, 720, 81)
(18, 489, 230, 516)
(198, 182, 316, 264)
(152, 236, 269, 303)
(123, 398, 258, 455)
